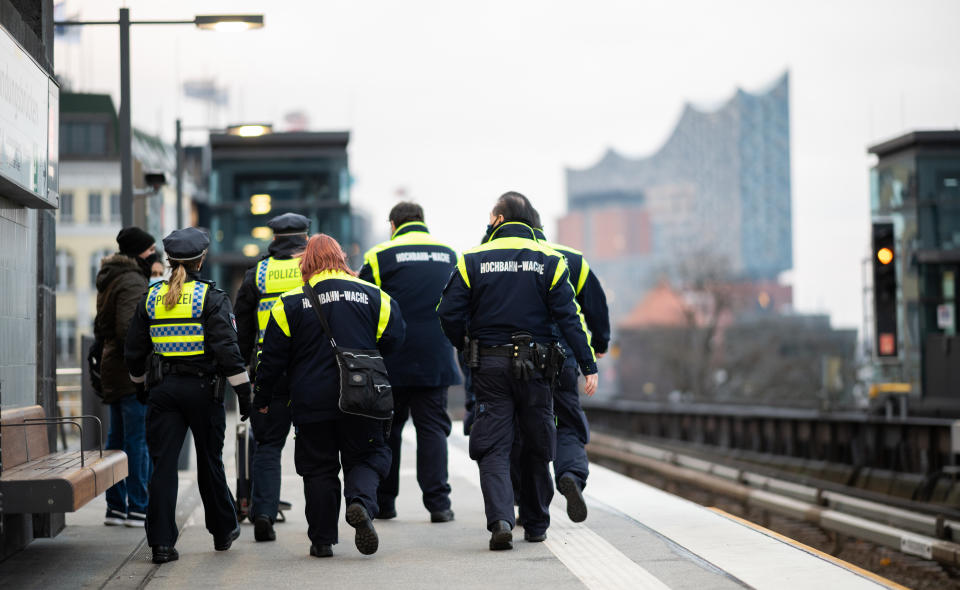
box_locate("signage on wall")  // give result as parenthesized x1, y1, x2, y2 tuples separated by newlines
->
(0, 24, 58, 208)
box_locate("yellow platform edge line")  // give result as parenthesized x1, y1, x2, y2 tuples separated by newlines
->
(705, 507, 911, 590)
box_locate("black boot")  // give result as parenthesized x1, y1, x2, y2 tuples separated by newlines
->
(558, 473, 587, 523)
(488, 520, 513, 551)
(254, 515, 276, 542)
(214, 526, 241, 551)
(430, 509, 455, 523)
(524, 531, 547, 542)
(345, 503, 379, 555)
(152, 546, 179, 564)
(310, 544, 333, 558)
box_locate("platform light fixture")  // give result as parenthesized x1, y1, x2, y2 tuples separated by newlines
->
(251, 226, 272, 240)
(195, 15, 264, 32)
(55, 10, 265, 228)
(242, 244, 261, 257)
(228, 124, 273, 138)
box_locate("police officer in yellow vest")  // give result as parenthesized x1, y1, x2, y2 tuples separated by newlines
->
(125, 227, 249, 564)
(233, 212, 308, 541)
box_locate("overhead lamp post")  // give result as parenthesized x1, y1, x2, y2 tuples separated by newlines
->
(55, 10, 264, 229)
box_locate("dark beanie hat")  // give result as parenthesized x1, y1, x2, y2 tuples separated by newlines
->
(117, 227, 155, 257)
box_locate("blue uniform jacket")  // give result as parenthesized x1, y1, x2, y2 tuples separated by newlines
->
(533, 228, 611, 360)
(254, 270, 406, 425)
(359, 222, 461, 388)
(437, 222, 598, 376)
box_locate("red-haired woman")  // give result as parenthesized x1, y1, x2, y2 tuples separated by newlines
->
(254, 233, 405, 558)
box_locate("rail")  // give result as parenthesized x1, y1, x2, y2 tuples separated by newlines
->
(587, 432, 960, 567)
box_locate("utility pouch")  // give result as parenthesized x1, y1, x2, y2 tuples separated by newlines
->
(146, 354, 164, 391)
(212, 375, 226, 404)
(465, 337, 480, 369)
(547, 343, 567, 387)
(510, 332, 537, 381)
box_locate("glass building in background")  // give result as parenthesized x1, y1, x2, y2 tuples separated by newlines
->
(205, 131, 352, 294)
(561, 72, 792, 322)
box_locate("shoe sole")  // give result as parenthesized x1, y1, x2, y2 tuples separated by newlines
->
(310, 546, 333, 558)
(558, 476, 587, 523)
(104, 518, 125, 526)
(430, 512, 454, 523)
(152, 553, 179, 564)
(346, 504, 379, 555)
(124, 520, 145, 528)
(254, 519, 276, 542)
(489, 529, 513, 551)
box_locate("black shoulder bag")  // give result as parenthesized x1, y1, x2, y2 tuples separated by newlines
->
(302, 281, 393, 420)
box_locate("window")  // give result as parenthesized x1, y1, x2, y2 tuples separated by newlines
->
(109, 193, 121, 223)
(56, 319, 77, 363)
(88, 192, 102, 223)
(55, 249, 75, 291)
(90, 248, 114, 287)
(60, 192, 74, 223)
(60, 122, 109, 156)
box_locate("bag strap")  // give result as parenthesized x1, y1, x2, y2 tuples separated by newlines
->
(302, 279, 341, 356)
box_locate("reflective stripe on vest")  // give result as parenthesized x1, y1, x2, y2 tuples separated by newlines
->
(255, 257, 303, 344)
(146, 280, 209, 357)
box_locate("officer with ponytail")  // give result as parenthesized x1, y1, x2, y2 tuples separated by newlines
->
(125, 227, 249, 564)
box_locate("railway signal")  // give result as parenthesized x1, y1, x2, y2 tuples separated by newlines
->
(872, 222, 897, 358)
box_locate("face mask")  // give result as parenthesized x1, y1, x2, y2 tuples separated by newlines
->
(149, 276, 164, 286)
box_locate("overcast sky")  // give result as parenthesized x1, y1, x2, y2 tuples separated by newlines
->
(55, 0, 960, 328)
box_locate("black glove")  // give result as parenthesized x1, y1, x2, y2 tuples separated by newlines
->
(135, 382, 148, 405)
(235, 382, 252, 421)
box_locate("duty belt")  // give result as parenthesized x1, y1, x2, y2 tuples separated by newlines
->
(479, 345, 521, 358)
(161, 361, 211, 378)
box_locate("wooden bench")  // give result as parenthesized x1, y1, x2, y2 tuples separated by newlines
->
(1, 405, 128, 514)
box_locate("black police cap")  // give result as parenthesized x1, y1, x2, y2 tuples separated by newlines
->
(267, 213, 310, 234)
(162, 227, 210, 260)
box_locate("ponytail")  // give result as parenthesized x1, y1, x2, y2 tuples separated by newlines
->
(162, 256, 204, 310)
(163, 264, 187, 310)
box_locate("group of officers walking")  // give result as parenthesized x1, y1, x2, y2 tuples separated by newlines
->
(106, 190, 608, 563)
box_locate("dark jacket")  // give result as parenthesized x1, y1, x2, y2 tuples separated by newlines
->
(94, 254, 148, 404)
(437, 222, 598, 376)
(358, 222, 461, 388)
(125, 270, 247, 382)
(254, 270, 406, 425)
(234, 235, 307, 364)
(533, 228, 611, 359)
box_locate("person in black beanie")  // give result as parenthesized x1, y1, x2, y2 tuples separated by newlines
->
(94, 226, 156, 528)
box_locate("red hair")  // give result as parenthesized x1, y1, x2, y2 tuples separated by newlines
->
(299, 233, 356, 280)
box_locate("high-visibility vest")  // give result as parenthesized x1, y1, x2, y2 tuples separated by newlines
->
(146, 280, 209, 357)
(255, 256, 303, 345)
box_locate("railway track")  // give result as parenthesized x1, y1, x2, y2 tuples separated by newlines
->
(587, 431, 960, 589)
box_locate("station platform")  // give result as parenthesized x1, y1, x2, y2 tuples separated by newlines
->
(0, 420, 904, 589)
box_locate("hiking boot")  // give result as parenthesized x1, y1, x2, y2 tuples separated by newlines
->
(345, 503, 379, 555)
(558, 473, 587, 523)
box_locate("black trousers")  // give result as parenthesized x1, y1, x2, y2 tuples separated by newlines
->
(378, 386, 452, 513)
(294, 415, 391, 546)
(553, 365, 590, 488)
(145, 375, 237, 547)
(469, 356, 555, 536)
(250, 396, 292, 520)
